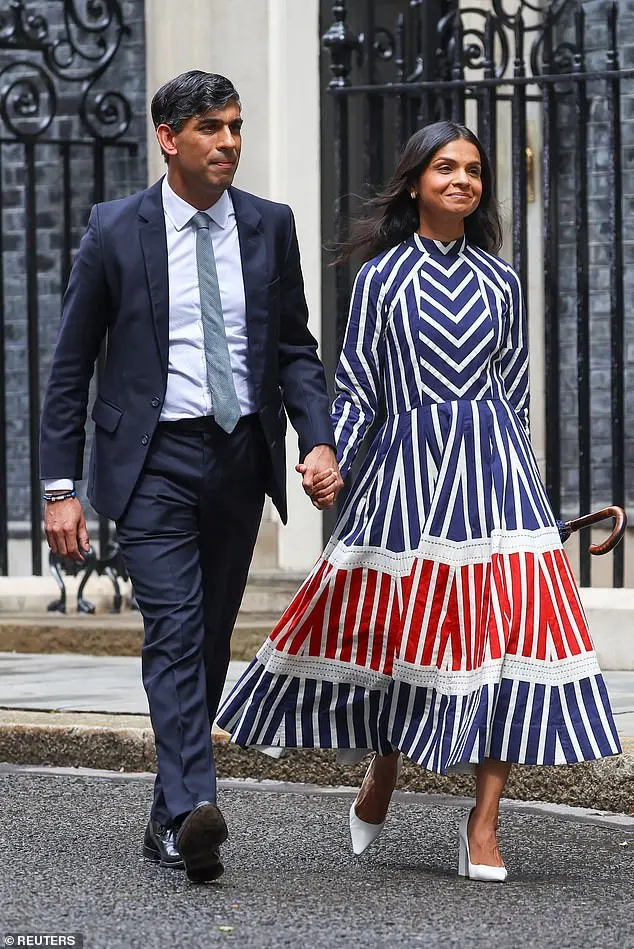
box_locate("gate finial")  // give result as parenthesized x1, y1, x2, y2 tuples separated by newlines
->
(322, 1, 363, 89)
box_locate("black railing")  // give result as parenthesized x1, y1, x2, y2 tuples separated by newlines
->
(321, 0, 630, 587)
(0, 0, 139, 577)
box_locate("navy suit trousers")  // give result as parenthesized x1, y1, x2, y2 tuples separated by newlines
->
(116, 415, 267, 824)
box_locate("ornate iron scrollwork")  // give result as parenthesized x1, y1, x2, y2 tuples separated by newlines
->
(436, 0, 587, 82)
(0, 0, 131, 139)
(322, 0, 588, 88)
(436, 9, 511, 81)
(0, 60, 56, 136)
(371, 28, 395, 64)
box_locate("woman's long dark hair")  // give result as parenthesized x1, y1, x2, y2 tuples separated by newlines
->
(337, 122, 502, 263)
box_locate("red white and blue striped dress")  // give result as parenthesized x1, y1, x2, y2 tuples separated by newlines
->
(216, 234, 621, 771)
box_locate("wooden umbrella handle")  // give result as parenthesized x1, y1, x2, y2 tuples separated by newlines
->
(562, 506, 627, 555)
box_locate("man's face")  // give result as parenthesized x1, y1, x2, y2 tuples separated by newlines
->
(160, 100, 242, 193)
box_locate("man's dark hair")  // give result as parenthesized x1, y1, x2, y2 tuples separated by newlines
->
(151, 70, 241, 162)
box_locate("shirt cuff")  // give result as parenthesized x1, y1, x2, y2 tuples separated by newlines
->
(44, 479, 74, 492)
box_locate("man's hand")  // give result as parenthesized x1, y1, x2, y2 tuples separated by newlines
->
(44, 497, 90, 562)
(295, 445, 344, 511)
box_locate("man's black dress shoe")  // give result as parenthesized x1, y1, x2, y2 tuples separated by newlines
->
(176, 801, 228, 883)
(142, 819, 185, 869)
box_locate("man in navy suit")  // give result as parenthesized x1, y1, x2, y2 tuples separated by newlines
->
(40, 71, 343, 882)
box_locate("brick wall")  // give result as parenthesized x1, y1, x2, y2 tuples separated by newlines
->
(1, 0, 147, 530)
(556, 0, 634, 517)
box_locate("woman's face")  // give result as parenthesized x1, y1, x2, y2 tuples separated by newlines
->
(414, 138, 483, 224)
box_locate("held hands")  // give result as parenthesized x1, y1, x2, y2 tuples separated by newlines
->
(44, 497, 91, 562)
(296, 445, 344, 511)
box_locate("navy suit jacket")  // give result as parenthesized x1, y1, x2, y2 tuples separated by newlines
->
(40, 178, 335, 523)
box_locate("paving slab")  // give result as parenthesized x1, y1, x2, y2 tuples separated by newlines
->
(1, 764, 633, 949)
(0, 652, 249, 714)
(0, 653, 631, 733)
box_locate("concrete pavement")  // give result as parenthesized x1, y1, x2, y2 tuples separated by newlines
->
(0, 652, 249, 714)
(0, 652, 632, 736)
(1, 763, 633, 949)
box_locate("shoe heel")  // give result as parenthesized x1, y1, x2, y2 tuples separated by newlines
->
(142, 844, 160, 862)
(457, 811, 508, 883)
(457, 835, 468, 878)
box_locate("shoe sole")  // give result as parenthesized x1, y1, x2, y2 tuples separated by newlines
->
(142, 843, 185, 870)
(176, 804, 228, 883)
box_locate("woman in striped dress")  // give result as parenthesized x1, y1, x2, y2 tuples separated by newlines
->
(216, 122, 621, 880)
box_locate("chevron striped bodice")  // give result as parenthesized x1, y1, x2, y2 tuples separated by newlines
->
(333, 233, 530, 480)
(415, 235, 504, 404)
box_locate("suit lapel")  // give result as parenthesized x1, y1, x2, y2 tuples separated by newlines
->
(138, 179, 169, 372)
(137, 183, 268, 390)
(230, 187, 268, 397)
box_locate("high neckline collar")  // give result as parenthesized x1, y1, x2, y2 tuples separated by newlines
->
(413, 233, 466, 258)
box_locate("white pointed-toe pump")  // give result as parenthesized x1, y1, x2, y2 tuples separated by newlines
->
(349, 753, 403, 856)
(457, 810, 508, 882)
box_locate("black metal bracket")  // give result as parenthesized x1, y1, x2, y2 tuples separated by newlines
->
(47, 543, 137, 615)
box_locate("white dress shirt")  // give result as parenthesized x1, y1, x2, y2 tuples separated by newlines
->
(46, 178, 254, 491)
(160, 177, 254, 420)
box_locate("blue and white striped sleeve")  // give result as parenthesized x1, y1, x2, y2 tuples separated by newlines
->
(331, 261, 386, 480)
(500, 266, 530, 438)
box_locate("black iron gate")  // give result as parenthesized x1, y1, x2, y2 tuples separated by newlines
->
(0, 0, 141, 576)
(321, 0, 632, 587)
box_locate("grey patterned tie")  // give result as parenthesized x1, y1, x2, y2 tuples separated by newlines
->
(191, 211, 241, 433)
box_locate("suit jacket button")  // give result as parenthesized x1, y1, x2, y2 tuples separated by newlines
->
(151, 397, 160, 408)
(141, 435, 149, 446)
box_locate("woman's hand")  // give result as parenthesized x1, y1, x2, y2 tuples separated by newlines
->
(296, 446, 344, 511)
